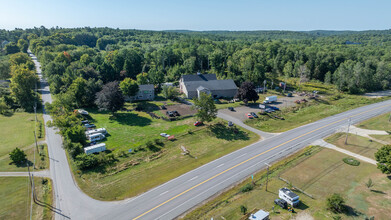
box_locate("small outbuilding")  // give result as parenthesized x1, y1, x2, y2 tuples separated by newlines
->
(248, 209, 269, 220)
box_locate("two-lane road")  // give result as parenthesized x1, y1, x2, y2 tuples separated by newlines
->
(30, 51, 391, 220)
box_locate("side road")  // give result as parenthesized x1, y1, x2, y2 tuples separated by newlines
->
(0, 170, 50, 178)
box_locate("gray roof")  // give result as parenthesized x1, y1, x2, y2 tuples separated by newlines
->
(138, 84, 154, 91)
(184, 79, 237, 92)
(280, 188, 298, 199)
(181, 74, 217, 82)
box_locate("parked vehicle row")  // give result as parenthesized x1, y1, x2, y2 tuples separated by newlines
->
(166, 110, 180, 117)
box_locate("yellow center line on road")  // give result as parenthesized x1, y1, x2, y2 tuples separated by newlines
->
(133, 103, 391, 220)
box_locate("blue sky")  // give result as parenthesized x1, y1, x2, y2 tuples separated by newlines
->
(0, 0, 390, 31)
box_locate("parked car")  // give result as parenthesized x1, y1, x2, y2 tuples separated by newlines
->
(161, 105, 166, 110)
(160, 133, 170, 138)
(265, 108, 274, 113)
(166, 111, 174, 117)
(274, 199, 288, 209)
(84, 123, 96, 128)
(287, 93, 293, 97)
(250, 112, 258, 118)
(228, 121, 234, 127)
(81, 120, 89, 124)
(269, 106, 280, 111)
(246, 113, 253, 119)
(194, 121, 203, 126)
(172, 110, 180, 116)
(228, 107, 235, 111)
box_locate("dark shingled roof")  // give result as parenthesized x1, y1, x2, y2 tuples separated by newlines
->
(138, 84, 154, 91)
(184, 79, 237, 92)
(181, 74, 217, 82)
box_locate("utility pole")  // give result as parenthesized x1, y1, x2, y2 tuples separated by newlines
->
(265, 163, 270, 191)
(345, 118, 351, 145)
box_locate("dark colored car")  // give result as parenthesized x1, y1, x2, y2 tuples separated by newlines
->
(269, 106, 280, 111)
(228, 107, 235, 111)
(287, 93, 293, 97)
(274, 199, 288, 209)
(166, 111, 174, 117)
(81, 120, 89, 124)
(228, 121, 234, 127)
(250, 112, 258, 118)
(161, 105, 167, 110)
(172, 110, 180, 116)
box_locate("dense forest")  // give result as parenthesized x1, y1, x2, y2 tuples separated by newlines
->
(1, 27, 391, 98)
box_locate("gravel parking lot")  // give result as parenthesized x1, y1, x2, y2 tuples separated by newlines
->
(220, 95, 303, 122)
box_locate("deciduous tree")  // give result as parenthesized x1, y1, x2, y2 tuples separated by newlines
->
(235, 81, 259, 104)
(193, 92, 217, 123)
(9, 148, 27, 164)
(119, 78, 139, 97)
(375, 145, 391, 174)
(95, 81, 124, 114)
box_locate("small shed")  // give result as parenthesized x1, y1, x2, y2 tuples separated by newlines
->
(248, 210, 269, 220)
(84, 143, 106, 154)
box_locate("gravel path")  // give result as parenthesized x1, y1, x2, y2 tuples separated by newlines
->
(0, 169, 51, 178)
(312, 139, 377, 165)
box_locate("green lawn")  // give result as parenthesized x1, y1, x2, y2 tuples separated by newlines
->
(0, 112, 47, 172)
(185, 146, 388, 220)
(0, 177, 53, 220)
(357, 112, 391, 131)
(72, 118, 259, 200)
(370, 135, 391, 144)
(325, 133, 384, 160)
(0, 144, 49, 172)
(0, 112, 45, 157)
(87, 108, 194, 150)
(245, 95, 390, 133)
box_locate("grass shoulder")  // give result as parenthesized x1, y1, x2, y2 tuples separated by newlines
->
(0, 177, 53, 220)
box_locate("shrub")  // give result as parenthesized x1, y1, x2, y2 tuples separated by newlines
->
(154, 138, 163, 145)
(240, 205, 247, 215)
(342, 157, 360, 166)
(41, 178, 48, 185)
(145, 141, 154, 148)
(240, 183, 254, 193)
(326, 193, 345, 213)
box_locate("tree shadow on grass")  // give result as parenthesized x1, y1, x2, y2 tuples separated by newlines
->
(344, 205, 365, 217)
(208, 123, 249, 141)
(11, 160, 33, 168)
(370, 189, 386, 194)
(147, 145, 161, 152)
(111, 112, 152, 127)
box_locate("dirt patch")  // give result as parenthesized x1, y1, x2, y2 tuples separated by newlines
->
(160, 104, 197, 117)
(291, 211, 314, 220)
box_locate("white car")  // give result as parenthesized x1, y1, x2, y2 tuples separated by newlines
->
(160, 133, 170, 138)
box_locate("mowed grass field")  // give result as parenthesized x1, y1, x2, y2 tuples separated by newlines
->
(326, 133, 384, 160)
(87, 109, 194, 150)
(184, 146, 389, 220)
(73, 118, 259, 200)
(245, 95, 390, 133)
(0, 177, 53, 220)
(370, 134, 391, 144)
(0, 112, 47, 171)
(357, 112, 391, 131)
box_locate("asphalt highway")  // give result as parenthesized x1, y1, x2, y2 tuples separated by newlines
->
(30, 51, 391, 220)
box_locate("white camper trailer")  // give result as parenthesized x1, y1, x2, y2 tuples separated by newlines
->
(263, 96, 277, 104)
(87, 133, 105, 142)
(279, 187, 300, 207)
(85, 128, 107, 136)
(84, 143, 106, 155)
